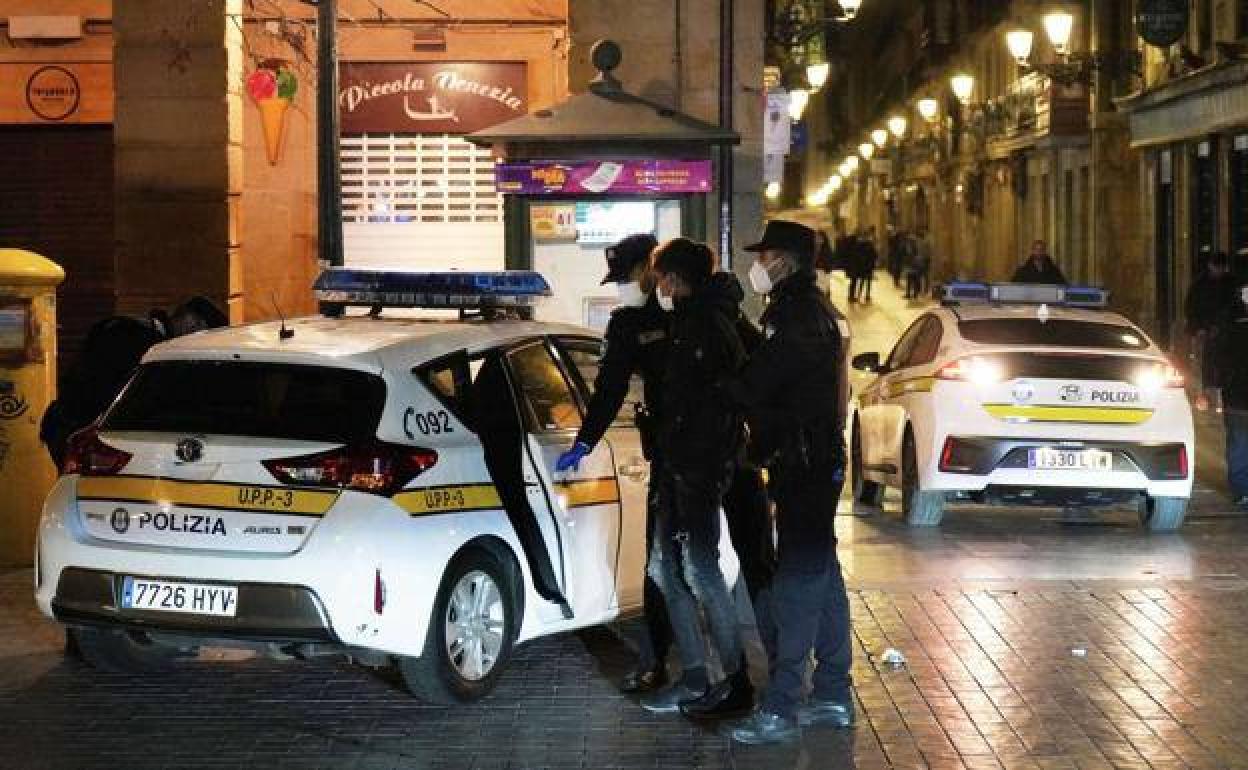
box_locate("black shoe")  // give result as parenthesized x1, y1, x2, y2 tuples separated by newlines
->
(678, 669, 754, 721)
(730, 709, 801, 744)
(619, 665, 667, 694)
(640, 682, 706, 714)
(797, 698, 855, 728)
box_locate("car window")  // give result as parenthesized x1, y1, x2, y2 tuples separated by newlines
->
(554, 336, 640, 427)
(102, 361, 386, 443)
(907, 317, 943, 367)
(885, 318, 927, 371)
(507, 342, 582, 432)
(416, 352, 486, 429)
(958, 319, 1149, 349)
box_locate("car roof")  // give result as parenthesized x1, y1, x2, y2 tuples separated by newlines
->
(144, 315, 599, 372)
(936, 303, 1138, 327)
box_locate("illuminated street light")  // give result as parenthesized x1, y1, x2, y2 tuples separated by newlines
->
(845, 155, 860, 173)
(764, 181, 781, 200)
(788, 88, 810, 120)
(806, 62, 830, 91)
(1043, 10, 1074, 57)
(859, 141, 875, 160)
(872, 128, 889, 148)
(1006, 28, 1035, 66)
(839, 0, 862, 21)
(917, 97, 940, 123)
(950, 73, 975, 106)
(888, 114, 908, 138)
(829, 174, 843, 190)
(808, 188, 829, 206)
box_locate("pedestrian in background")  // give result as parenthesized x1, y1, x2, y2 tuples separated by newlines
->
(853, 227, 879, 303)
(887, 226, 907, 288)
(641, 238, 753, 721)
(1215, 282, 1248, 507)
(555, 233, 673, 694)
(814, 230, 836, 295)
(1185, 251, 1238, 412)
(905, 230, 932, 299)
(724, 220, 854, 745)
(1011, 239, 1067, 284)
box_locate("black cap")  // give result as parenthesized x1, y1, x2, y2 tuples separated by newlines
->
(601, 233, 658, 285)
(745, 220, 816, 265)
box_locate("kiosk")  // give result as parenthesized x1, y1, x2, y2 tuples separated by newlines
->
(468, 41, 738, 329)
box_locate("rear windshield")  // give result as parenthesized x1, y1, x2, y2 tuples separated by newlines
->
(102, 361, 386, 443)
(958, 319, 1148, 350)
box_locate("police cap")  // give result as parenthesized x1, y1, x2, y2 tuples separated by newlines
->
(601, 233, 659, 285)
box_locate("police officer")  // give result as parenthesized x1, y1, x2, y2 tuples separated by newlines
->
(555, 233, 672, 693)
(724, 220, 854, 745)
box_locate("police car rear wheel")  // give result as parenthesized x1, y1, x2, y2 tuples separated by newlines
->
(852, 422, 884, 507)
(1138, 495, 1188, 532)
(901, 431, 946, 527)
(68, 627, 188, 673)
(399, 549, 517, 704)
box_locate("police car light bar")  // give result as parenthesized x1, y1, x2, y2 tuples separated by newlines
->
(940, 282, 1108, 308)
(314, 269, 553, 309)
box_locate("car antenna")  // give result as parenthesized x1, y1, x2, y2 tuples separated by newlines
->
(271, 293, 295, 340)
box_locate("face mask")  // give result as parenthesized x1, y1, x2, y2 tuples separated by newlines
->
(616, 281, 648, 308)
(657, 291, 675, 312)
(749, 260, 774, 295)
(1240, 286, 1248, 306)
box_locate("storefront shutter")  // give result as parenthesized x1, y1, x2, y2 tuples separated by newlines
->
(340, 133, 504, 271)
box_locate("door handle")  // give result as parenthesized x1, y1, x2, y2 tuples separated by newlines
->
(617, 458, 648, 482)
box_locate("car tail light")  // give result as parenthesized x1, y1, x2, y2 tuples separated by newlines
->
(63, 426, 132, 476)
(1132, 362, 1185, 392)
(1176, 445, 1189, 479)
(262, 441, 437, 496)
(938, 436, 978, 473)
(937, 356, 1004, 386)
(374, 568, 386, 615)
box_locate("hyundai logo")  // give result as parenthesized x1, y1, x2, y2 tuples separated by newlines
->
(175, 438, 204, 463)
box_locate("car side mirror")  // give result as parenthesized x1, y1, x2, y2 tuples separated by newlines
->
(852, 352, 883, 373)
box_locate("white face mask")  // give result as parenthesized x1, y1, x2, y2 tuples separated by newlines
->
(749, 260, 774, 295)
(1240, 286, 1248, 306)
(616, 281, 648, 308)
(657, 291, 675, 311)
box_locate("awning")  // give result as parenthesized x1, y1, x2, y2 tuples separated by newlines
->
(1116, 59, 1248, 148)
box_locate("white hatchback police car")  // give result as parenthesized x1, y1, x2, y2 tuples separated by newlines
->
(851, 283, 1194, 531)
(36, 270, 738, 703)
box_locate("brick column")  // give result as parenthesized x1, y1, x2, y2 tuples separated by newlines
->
(113, 0, 243, 321)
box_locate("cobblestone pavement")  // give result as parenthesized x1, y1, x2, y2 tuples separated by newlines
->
(6, 502, 1248, 769)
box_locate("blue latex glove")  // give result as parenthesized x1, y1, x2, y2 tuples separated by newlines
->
(555, 442, 591, 473)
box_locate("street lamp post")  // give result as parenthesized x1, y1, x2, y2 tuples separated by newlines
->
(316, 0, 344, 268)
(1005, 8, 1141, 87)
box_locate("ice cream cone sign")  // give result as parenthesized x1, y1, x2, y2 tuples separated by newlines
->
(247, 67, 297, 165)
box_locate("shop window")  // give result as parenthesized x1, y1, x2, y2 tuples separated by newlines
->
(1156, 149, 1177, 349)
(1191, 139, 1219, 275)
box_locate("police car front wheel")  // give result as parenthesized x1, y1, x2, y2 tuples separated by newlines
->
(399, 549, 518, 704)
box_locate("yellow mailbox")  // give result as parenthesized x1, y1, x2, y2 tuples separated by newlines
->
(0, 249, 64, 566)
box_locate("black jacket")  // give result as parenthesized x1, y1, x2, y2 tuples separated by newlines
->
(725, 271, 846, 470)
(1216, 312, 1248, 411)
(1011, 257, 1067, 284)
(575, 293, 670, 451)
(1185, 272, 1239, 335)
(659, 275, 747, 477)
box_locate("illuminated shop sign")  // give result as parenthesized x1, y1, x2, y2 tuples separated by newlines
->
(496, 160, 713, 195)
(338, 61, 528, 134)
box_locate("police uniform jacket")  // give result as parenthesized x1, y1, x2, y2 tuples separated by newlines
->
(574, 293, 670, 451)
(726, 271, 846, 470)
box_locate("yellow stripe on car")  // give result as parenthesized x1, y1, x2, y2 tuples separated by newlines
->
(982, 404, 1154, 424)
(393, 483, 503, 515)
(77, 476, 339, 515)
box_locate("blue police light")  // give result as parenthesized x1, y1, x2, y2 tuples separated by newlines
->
(940, 282, 1108, 308)
(314, 269, 552, 310)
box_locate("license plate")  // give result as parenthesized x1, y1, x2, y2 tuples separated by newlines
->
(120, 577, 238, 617)
(1028, 448, 1113, 471)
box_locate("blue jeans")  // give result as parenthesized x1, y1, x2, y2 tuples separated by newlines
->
(648, 468, 743, 686)
(757, 461, 852, 718)
(1226, 409, 1248, 499)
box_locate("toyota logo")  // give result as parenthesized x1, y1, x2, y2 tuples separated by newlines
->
(175, 438, 204, 463)
(110, 508, 130, 534)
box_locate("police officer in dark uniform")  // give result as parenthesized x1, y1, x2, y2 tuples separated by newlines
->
(555, 233, 673, 693)
(724, 220, 854, 745)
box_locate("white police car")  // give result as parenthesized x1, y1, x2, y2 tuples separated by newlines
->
(851, 283, 1194, 530)
(36, 269, 738, 703)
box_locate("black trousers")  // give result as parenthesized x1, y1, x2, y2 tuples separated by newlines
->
(722, 457, 775, 605)
(756, 459, 852, 718)
(635, 458, 671, 669)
